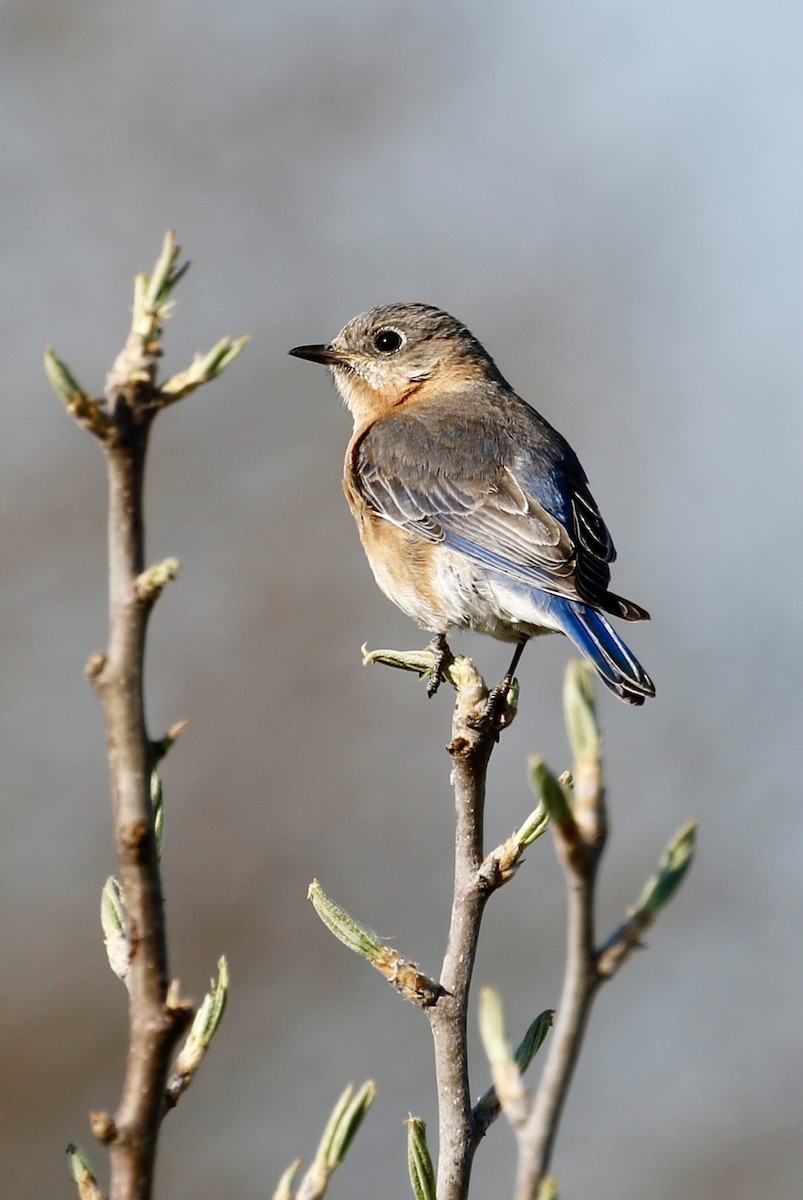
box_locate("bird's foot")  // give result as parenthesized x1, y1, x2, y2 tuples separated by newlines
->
(466, 671, 518, 734)
(425, 633, 452, 698)
(465, 640, 525, 731)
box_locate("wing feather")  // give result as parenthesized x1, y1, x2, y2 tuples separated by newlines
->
(351, 395, 626, 609)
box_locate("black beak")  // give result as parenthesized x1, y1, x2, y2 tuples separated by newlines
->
(288, 343, 345, 366)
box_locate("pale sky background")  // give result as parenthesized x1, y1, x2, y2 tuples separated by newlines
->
(1, 2, 802, 1198)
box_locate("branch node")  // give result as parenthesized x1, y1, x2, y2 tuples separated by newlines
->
(89, 1110, 117, 1145)
(134, 557, 181, 604)
(84, 652, 107, 684)
(480, 802, 550, 889)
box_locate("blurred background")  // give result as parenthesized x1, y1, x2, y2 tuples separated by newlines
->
(2, 2, 801, 1197)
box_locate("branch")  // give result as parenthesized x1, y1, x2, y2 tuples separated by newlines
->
(425, 656, 517, 1200)
(49, 233, 246, 1200)
(512, 664, 697, 1198)
(513, 770, 603, 1197)
(359, 647, 521, 1200)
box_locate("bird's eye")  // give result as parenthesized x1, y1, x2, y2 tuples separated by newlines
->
(373, 328, 404, 354)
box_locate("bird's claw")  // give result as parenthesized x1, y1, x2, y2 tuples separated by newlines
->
(424, 633, 451, 698)
(466, 675, 518, 733)
(426, 672, 442, 698)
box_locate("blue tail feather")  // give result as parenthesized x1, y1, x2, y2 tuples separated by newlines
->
(551, 600, 655, 706)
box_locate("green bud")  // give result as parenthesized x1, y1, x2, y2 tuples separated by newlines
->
(100, 876, 130, 984)
(66, 1144, 103, 1200)
(316, 1080, 376, 1169)
(563, 660, 600, 761)
(634, 819, 698, 919)
(308, 879, 384, 961)
(406, 1117, 436, 1200)
(529, 756, 574, 832)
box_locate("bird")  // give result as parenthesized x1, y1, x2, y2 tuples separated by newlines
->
(289, 303, 654, 706)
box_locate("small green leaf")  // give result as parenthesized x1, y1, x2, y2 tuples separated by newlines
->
(478, 986, 530, 1128)
(160, 335, 249, 399)
(529, 756, 574, 831)
(514, 1008, 554, 1074)
(308, 879, 385, 961)
(44, 349, 89, 408)
(166, 958, 229, 1105)
(634, 819, 698, 919)
(100, 875, 130, 984)
(514, 801, 550, 849)
(316, 1081, 376, 1169)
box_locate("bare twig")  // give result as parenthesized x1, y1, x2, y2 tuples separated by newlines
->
(92, 304, 192, 1200)
(357, 648, 521, 1200)
(426, 657, 515, 1200)
(514, 803, 603, 1197)
(512, 670, 608, 1197)
(511, 664, 697, 1198)
(48, 233, 245, 1200)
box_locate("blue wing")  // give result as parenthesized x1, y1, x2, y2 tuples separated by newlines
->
(351, 387, 648, 621)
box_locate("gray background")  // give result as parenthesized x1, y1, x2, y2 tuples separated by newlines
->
(2, 2, 801, 1197)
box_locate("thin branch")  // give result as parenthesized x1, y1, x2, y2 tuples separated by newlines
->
(513, 821, 603, 1198)
(513, 673, 607, 1198)
(426, 658, 512, 1200)
(359, 648, 519, 1200)
(92, 346, 191, 1200)
(49, 233, 245, 1200)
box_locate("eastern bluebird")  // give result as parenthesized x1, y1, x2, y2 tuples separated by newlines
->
(290, 303, 654, 706)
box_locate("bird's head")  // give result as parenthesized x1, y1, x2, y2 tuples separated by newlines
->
(290, 302, 507, 425)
